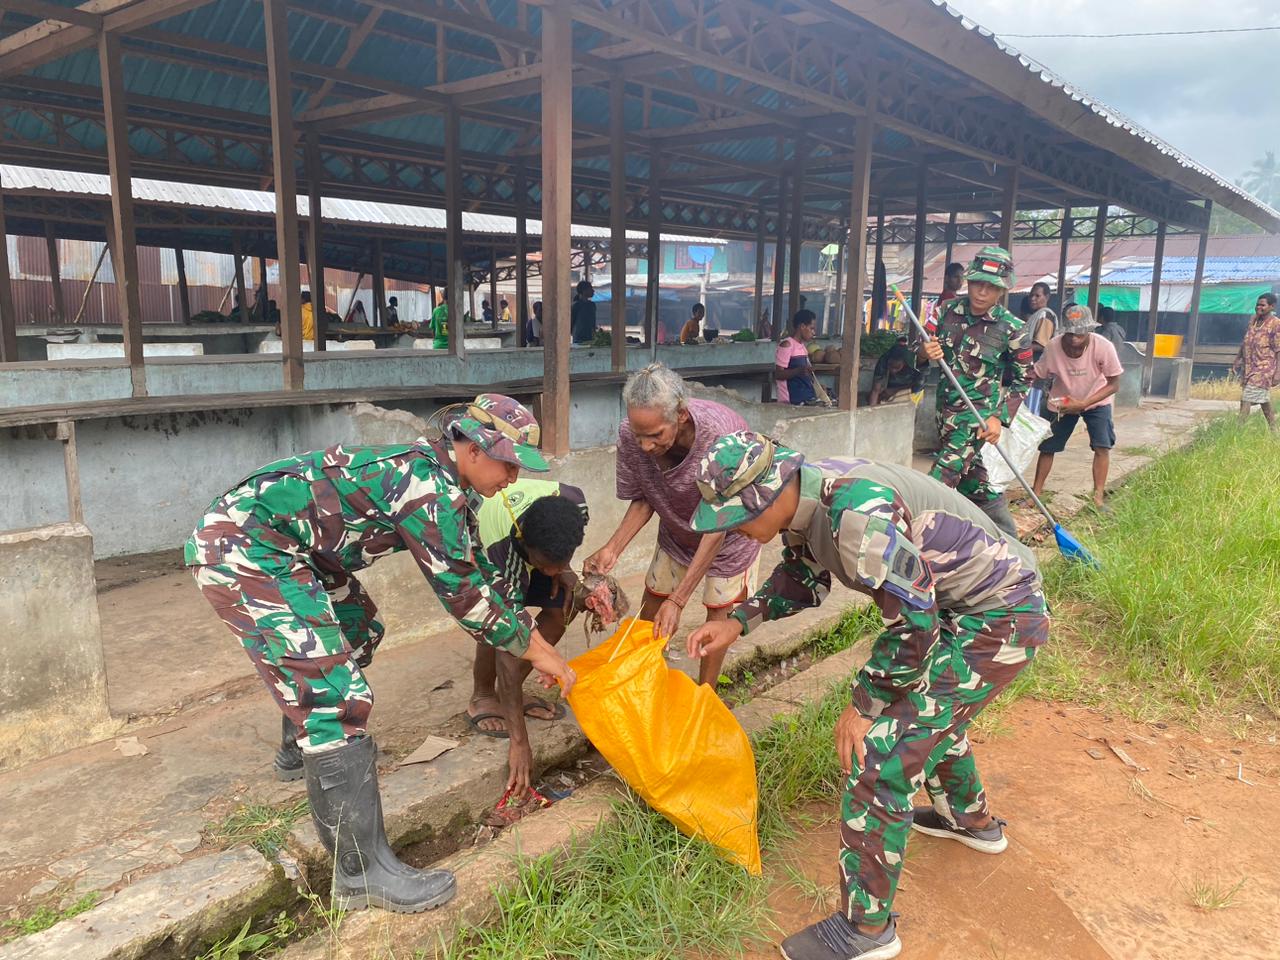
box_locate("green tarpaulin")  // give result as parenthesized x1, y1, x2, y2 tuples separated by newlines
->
(1096, 283, 1272, 314)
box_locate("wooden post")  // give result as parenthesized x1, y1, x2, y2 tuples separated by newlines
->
(832, 219, 846, 337)
(999, 165, 1019, 254)
(787, 139, 805, 329)
(871, 197, 885, 332)
(57, 421, 84, 525)
(1056, 206, 1074, 307)
(257, 256, 268, 318)
(943, 208, 958, 272)
(753, 202, 766, 336)
(1183, 202, 1212, 363)
(468, 282, 477, 327)
(515, 161, 530, 347)
(540, 3, 572, 455)
(264, 0, 304, 388)
(45, 222, 66, 323)
(646, 147, 661, 358)
(771, 165, 787, 339)
(304, 128, 327, 349)
(0, 173, 16, 362)
(910, 162, 927, 316)
(99, 31, 146, 396)
(839, 113, 874, 412)
(488, 245, 499, 329)
(1142, 220, 1167, 393)
(372, 237, 387, 327)
(609, 75, 627, 371)
(174, 248, 191, 323)
(445, 103, 466, 358)
(1087, 204, 1109, 315)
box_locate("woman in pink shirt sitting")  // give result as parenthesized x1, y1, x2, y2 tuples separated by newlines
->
(1030, 303, 1125, 509)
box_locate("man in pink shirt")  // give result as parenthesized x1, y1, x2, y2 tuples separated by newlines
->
(775, 310, 818, 404)
(1030, 303, 1124, 509)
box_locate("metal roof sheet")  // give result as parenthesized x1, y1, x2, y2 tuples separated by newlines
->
(1080, 257, 1280, 286)
(0, 163, 723, 245)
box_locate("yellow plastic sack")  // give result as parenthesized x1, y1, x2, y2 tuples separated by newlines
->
(567, 619, 762, 875)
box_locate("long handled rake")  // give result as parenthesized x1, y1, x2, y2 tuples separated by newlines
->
(890, 285, 1098, 567)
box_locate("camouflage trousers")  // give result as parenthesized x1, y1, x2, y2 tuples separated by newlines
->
(840, 599, 1049, 925)
(191, 556, 384, 754)
(929, 407, 1001, 505)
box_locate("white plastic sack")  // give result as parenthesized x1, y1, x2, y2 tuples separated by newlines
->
(981, 405, 1052, 493)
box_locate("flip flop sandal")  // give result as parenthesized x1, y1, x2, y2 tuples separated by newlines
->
(523, 698, 566, 722)
(466, 711, 510, 739)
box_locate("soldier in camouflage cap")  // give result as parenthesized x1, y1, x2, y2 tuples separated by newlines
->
(690, 431, 1049, 960)
(184, 393, 574, 915)
(919, 245, 1032, 538)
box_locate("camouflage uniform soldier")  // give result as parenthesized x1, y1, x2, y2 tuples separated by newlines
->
(185, 394, 576, 915)
(688, 431, 1049, 960)
(920, 246, 1032, 537)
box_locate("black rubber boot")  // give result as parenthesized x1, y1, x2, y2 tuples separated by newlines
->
(979, 494, 1017, 538)
(274, 715, 304, 782)
(303, 736, 457, 913)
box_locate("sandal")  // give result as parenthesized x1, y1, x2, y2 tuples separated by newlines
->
(523, 698, 566, 722)
(466, 711, 510, 739)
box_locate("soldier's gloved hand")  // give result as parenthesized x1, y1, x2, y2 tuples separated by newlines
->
(978, 416, 1002, 444)
(920, 340, 943, 363)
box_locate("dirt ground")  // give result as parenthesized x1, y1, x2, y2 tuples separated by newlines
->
(749, 700, 1279, 960)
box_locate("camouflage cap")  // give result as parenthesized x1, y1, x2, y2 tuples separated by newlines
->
(1058, 302, 1099, 335)
(451, 393, 550, 472)
(690, 430, 806, 533)
(964, 245, 1015, 290)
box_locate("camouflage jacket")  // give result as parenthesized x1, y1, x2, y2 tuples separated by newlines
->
(931, 296, 1033, 424)
(732, 458, 1044, 716)
(185, 437, 533, 655)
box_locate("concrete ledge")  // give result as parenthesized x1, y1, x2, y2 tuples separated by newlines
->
(0, 848, 287, 960)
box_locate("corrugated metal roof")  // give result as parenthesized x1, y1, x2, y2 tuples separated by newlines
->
(930, 1, 1280, 223)
(0, 163, 722, 245)
(1080, 257, 1280, 286)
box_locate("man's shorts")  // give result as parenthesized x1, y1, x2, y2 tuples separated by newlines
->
(1242, 384, 1273, 405)
(1039, 403, 1115, 454)
(645, 546, 761, 610)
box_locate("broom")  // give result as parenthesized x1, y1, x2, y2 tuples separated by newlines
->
(890, 285, 1098, 567)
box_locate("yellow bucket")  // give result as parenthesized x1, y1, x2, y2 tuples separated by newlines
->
(1153, 334, 1183, 358)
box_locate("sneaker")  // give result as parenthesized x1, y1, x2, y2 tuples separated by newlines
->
(779, 914, 900, 960)
(910, 807, 1008, 854)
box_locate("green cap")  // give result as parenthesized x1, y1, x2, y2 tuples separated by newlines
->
(964, 245, 1015, 290)
(690, 431, 805, 533)
(451, 393, 550, 472)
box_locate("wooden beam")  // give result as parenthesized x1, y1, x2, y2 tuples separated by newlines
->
(232, 237, 250, 324)
(1087, 204, 1108, 315)
(871, 196, 884, 331)
(910, 162, 927, 316)
(56, 420, 84, 525)
(832, 218, 846, 337)
(487, 243, 498, 328)
(304, 128, 327, 349)
(373, 237, 387, 327)
(1142, 220, 1167, 392)
(445, 102, 465, 358)
(264, 0, 304, 389)
(98, 30, 145, 396)
(515, 160, 529, 347)
(0, 170, 16, 362)
(609, 75, 627, 372)
(943, 207, 957, 272)
(753, 202, 766, 337)
(1055, 206, 1073, 305)
(787, 138, 805, 331)
(3, 0, 103, 29)
(301, 5, 381, 112)
(1183, 204, 1211, 362)
(771, 153, 787, 339)
(840, 113, 875, 411)
(646, 147, 662, 358)
(174, 247, 191, 322)
(44, 220, 65, 322)
(999, 164, 1019, 255)
(540, 3, 572, 456)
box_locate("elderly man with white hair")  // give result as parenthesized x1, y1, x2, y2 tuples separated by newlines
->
(584, 363, 762, 687)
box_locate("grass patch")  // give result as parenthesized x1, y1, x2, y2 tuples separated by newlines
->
(1042, 418, 1280, 717)
(1183, 876, 1247, 911)
(1189, 374, 1279, 403)
(1, 893, 98, 942)
(445, 619, 876, 960)
(208, 798, 310, 857)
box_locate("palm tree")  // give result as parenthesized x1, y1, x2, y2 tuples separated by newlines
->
(1243, 152, 1280, 206)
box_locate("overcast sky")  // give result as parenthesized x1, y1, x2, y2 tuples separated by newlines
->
(951, 0, 1280, 186)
